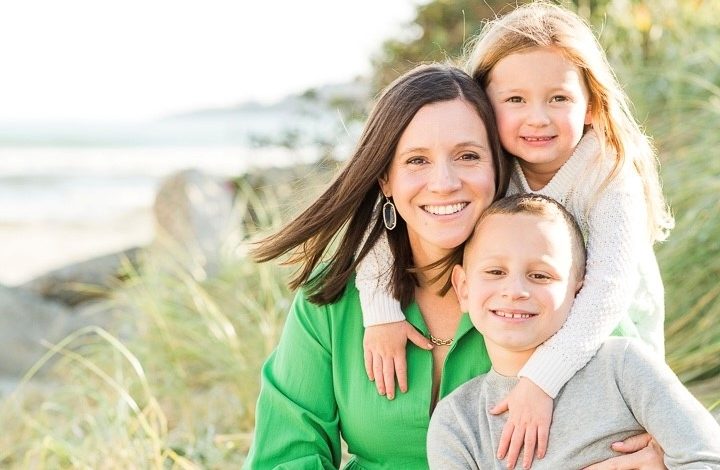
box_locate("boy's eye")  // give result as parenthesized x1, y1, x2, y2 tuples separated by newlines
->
(528, 272, 552, 281)
(485, 269, 505, 276)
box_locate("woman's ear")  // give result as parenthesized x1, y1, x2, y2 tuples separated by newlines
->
(378, 175, 390, 197)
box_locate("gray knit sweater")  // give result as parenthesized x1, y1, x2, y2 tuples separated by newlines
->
(427, 338, 720, 469)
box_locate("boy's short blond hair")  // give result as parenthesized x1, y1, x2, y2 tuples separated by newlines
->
(464, 194, 587, 282)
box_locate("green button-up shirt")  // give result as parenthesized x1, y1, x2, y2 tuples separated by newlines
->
(244, 277, 491, 469)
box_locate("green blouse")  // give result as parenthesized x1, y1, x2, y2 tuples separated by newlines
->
(244, 277, 491, 469)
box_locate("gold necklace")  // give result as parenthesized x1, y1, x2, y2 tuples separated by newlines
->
(429, 334, 453, 346)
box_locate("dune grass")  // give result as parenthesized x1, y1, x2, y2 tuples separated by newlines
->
(0, 179, 297, 468)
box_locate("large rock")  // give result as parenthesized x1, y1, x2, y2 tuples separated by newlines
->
(20, 247, 142, 306)
(152, 168, 235, 276)
(0, 285, 79, 377)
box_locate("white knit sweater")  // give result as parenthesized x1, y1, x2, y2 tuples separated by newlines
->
(356, 131, 665, 397)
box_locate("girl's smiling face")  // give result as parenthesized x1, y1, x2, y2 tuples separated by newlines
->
(380, 98, 496, 267)
(486, 46, 592, 188)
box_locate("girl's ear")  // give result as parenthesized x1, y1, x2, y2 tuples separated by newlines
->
(584, 104, 593, 126)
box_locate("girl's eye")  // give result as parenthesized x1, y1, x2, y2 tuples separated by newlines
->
(550, 95, 569, 103)
(507, 96, 523, 103)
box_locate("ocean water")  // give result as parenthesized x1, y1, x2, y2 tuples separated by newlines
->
(0, 145, 319, 224)
(0, 106, 360, 283)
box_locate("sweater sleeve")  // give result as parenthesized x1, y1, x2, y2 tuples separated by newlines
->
(619, 341, 720, 467)
(518, 179, 647, 397)
(243, 289, 341, 469)
(355, 230, 406, 327)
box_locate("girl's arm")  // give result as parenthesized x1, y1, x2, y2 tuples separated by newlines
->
(496, 173, 652, 468)
(356, 230, 432, 399)
(356, 230, 404, 326)
(518, 180, 649, 397)
(244, 289, 341, 469)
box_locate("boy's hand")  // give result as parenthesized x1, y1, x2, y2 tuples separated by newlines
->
(582, 433, 665, 470)
(491, 377, 553, 469)
(363, 321, 433, 399)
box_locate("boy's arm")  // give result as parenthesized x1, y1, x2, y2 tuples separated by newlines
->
(427, 397, 481, 469)
(244, 289, 341, 469)
(518, 184, 647, 397)
(356, 230, 405, 326)
(619, 340, 720, 467)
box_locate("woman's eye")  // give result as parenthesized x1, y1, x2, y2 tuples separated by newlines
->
(407, 157, 426, 165)
(459, 152, 480, 161)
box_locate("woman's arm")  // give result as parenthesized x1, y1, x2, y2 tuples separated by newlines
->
(244, 289, 341, 469)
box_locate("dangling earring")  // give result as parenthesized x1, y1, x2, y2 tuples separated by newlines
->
(382, 196, 397, 230)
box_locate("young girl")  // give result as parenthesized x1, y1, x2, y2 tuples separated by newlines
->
(357, 2, 674, 468)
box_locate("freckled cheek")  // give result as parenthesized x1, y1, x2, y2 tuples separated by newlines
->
(495, 110, 519, 133)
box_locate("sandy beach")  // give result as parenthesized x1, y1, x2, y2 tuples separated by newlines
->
(0, 209, 154, 286)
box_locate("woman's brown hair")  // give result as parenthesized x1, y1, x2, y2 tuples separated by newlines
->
(252, 63, 509, 306)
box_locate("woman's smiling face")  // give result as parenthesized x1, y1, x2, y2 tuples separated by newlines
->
(380, 98, 496, 266)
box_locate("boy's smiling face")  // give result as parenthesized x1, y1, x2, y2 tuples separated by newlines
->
(452, 212, 583, 356)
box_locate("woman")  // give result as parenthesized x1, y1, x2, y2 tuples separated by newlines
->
(244, 63, 507, 468)
(243, 63, 664, 469)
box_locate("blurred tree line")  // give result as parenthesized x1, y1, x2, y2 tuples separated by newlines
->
(371, 0, 720, 397)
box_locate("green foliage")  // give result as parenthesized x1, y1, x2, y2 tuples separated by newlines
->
(369, 0, 615, 93)
(370, 0, 528, 92)
(598, 0, 720, 387)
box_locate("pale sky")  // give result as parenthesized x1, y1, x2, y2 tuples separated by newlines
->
(0, 0, 421, 122)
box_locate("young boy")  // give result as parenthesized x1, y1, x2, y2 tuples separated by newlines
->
(427, 194, 720, 469)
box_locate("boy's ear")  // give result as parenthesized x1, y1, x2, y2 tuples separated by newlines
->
(574, 279, 584, 296)
(451, 264, 469, 312)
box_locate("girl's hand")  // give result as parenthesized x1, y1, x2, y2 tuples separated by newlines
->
(582, 433, 666, 470)
(491, 377, 553, 469)
(363, 321, 432, 400)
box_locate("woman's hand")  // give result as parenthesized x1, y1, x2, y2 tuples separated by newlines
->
(582, 433, 666, 470)
(363, 321, 432, 399)
(491, 377, 553, 469)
